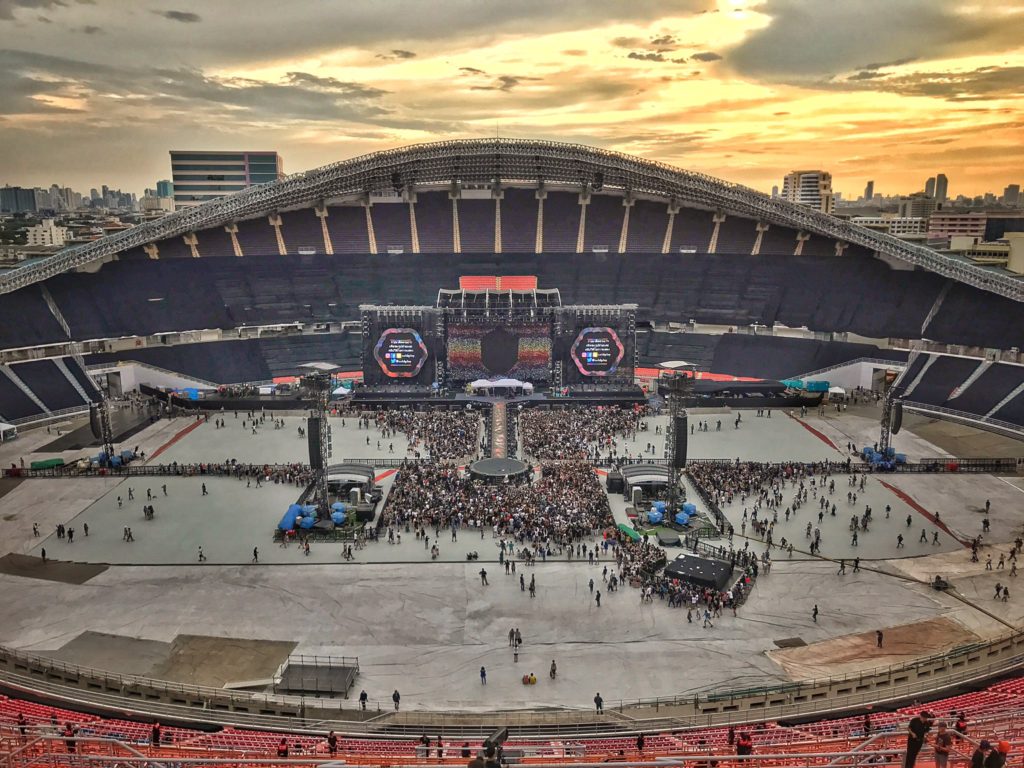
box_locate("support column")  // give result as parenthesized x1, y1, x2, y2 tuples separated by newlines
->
(752, 222, 769, 256)
(795, 231, 810, 256)
(143, 243, 159, 260)
(315, 204, 334, 255)
(834, 241, 848, 257)
(225, 223, 243, 257)
(662, 202, 679, 254)
(708, 212, 727, 254)
(450, 190, 461, 254)
(364, 201, 377, 255)
(405, 190, 420, 254)
(618, 197, 634, 254)
(576, 190, 590, 253)
(493, 188, 504, 254)
(534, 188, 546, 254)
(183, 232, 199, 258)
(269, 213, 286, 255)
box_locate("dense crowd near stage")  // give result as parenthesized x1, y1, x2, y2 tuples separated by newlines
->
(360, 409, 480, 459)
(519, 405, 651, 460)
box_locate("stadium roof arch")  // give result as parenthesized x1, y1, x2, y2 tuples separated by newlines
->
(2, 138, 1021, 300)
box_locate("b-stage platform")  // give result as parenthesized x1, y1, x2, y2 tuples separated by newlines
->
(469, 457, 532, 483)
(664, 552, 735, 591)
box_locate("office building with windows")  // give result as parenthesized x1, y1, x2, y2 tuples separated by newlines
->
(169, 151, 284, 210)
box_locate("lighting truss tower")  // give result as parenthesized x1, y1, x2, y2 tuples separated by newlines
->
(97, 390, 116, 461)
(661, 371, 694, 511)
(301, 372, 333, 511)
(879, 390, 895, 455)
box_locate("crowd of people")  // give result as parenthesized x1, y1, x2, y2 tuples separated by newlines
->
(519, 406, 650, 460)
(364, 409, 479, 459)
(381, 460, 612, 547)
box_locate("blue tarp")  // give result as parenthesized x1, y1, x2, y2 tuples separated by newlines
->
(653, 501, 667, 512)
(682, 502, 697, 515)
(674, 512, 690, 525)
(331, 501, 348, 512)
(278, 503, 302, 531)
(648, 510, 664, 525)
(805, 380, 829, 392)
(331, 511, 347, 525)
(298, 515, 317, 529)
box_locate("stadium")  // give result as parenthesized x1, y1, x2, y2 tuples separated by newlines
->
(0, 138, 1023, 768)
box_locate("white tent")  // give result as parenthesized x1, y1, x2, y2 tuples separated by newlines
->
(0, 422, 17, 442)
(828, 386, 847, 396)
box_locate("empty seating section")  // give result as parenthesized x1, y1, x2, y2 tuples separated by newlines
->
(153, 234, 192, 259)
(583, 195, 624, 252)
(0, 368, 45, 420)
(325, 206, 370, 254)
(10, 359, 88, 411)
(234, 217, 279, 257)
(0, 252, 1015, 352)
(758, 224, 798, 255)
(118, 245, 150, 261)
(670, 208, 714, 252)
(925, 282, 1024, 349)
(46, 261, 231, 340)
(894, 353, 931, 395)
(196, 225, 236, 257)
(457, 199, 496, 252)
(801, 234, 836, 257)
(542, 192, 581, 252)
(500, 188, 538, 252)
(710, 334, 908, 380)
(280, 209, 325, 254)
(413, 192, 454, 252)
(371, 202, 413, 253)
(906, 354, 983, 407)
(87, 340, 272, 384)
(64, 357, 102, 401)
(637, 331, 719, 370)
(0, 285, 67, 348)
(714, 216, 757, 255)
(949, 363, 1024, 417)
(257, 333, 361, 376)
(625, 199, 669, 252)
(993, 389, 1024, 426)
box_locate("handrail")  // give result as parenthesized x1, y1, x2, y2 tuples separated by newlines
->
(900, 400, 1024, 437)
(794, 358, 908, 380)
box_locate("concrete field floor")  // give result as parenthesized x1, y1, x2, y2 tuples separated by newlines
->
(0, 406, 1021, 711)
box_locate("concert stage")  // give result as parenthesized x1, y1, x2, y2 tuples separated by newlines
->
(40, 407, 155, 452)
(664, 552, 735, 591)
(469, 457, 532, 483)
(352, 388, 646, 408)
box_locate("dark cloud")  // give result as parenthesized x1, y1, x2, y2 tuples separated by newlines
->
(690, 51, 721, 62)
(848, 70, 883, 81)
(859, 56, 918, 71)
(284, 71, 388, 98)
(0, 0, 65, 21)
(650, 34, 678, 47)
(376, 49, 416, 60)
(159, 9, 201, 23)
(459, 66, 486, 75)
(628, 51, 666, 62)
(611, 36, 645, 48)
(727, 0, 1022, 80)
(79, 24, 100, 33)
(835, 65, 1024, 101)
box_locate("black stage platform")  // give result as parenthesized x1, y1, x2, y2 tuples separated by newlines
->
(469, 457, 532, 483)
(664, 552, 734, 591)
(354, 389, 647, 408)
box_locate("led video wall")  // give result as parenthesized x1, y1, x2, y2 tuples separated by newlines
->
(446, 321, 552, 382)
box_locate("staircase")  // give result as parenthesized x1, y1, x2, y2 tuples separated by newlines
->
(662, 210, 676, 254)
(1, 364, 50, 414)
(409, 201, 420, 253)
(39, 285, 71, 339)
(364, 205, 378, 255)
(921, 280, 953, 336)
(53, 357, 92, 404)
(451, 198, 462, 253)
(949, 359, 991, 402)
(494, 197, 502, 253)
(535, 196, 545, 253)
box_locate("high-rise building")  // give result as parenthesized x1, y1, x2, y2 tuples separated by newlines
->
(89, 188, 100, 201)
(24, 218, 69, 247)
(156, 179, 173, 198)
(935, 173, 948, 203)
(170, 151, 285, 210)
(781, 170, 835, 213)
(898, 193, 939, 219)
(1004, 184, 1021, 206)
(771, 185, 779, 198)
(924, 177, 936, 198)
(0, 186, 37, 213)
(864, 180, 874, 200)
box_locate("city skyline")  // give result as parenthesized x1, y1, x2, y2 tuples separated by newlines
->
(1, 0, 1022, 196)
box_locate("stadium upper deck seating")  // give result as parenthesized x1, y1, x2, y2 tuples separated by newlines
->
(715, 216, 757, 255)
(583, 194, 624, 252)
(414, 191, 454, 252)
(625, 199, 668, 252)
(86, 339, 272, 384)
(324, 205, 371, 254)
(903, 354, 984, 406)
(458, 198, 496, 253)
(708, 334, 908, 380)
(0, 284, 68, 348)
(234, 217, 280, 257)
(196, 224, 237, 258)
(543, 191, 581, 252)
(758, 224, 798, 256)
(370, 202, 413, 253)
(280, 209, 326, 255)
(0, 367, 45, 421)
(500, 189, 538, 253)
(670, 208, 715, 252)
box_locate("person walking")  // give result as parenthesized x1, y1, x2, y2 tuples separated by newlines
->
(40, 548, 46, 563)
(812, 604, 819, 623)
(252, 547, 259, 563)
(594, 692, 604, 714)
(595, 590, 601, 607)
(876, 630, 884, 648)
(359, 689, 368, 710)
(198, 546, 206, 562)
(392, 689, 401, 711)
(904, 711, 933, 768)
(201, 483, 208, 496)
(479, 568, 488, 585)
(480, 666, 487, 685)
(549, 660, 557, 679)
(933, 722, 952, 768)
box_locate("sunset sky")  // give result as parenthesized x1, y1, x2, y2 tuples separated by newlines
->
(1, 0, 1022, 198)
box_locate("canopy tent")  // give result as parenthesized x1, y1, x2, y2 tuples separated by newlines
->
(0, 422, 16, 442)
(828, 386, 847, 395)
(467, 378, 534, 394)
